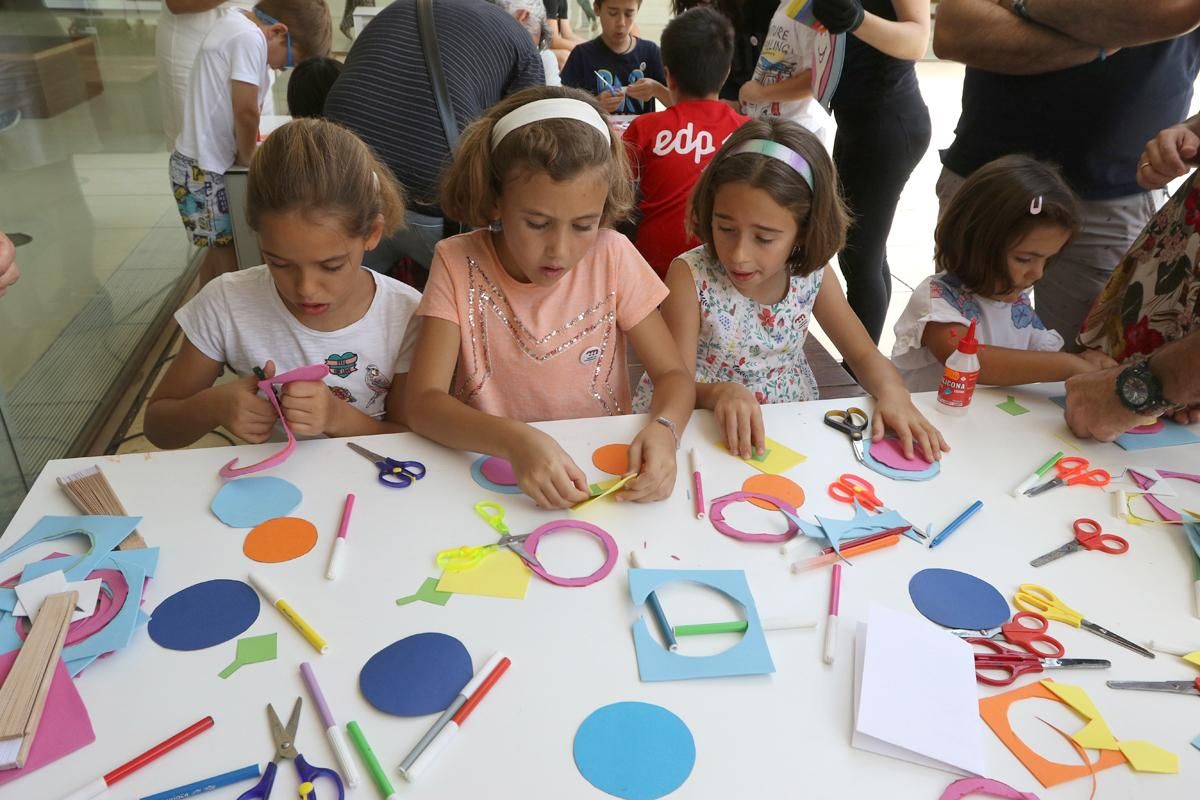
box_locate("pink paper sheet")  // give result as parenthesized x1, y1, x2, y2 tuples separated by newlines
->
(0, 651, 95, 785)
(868, 437, 931, 471)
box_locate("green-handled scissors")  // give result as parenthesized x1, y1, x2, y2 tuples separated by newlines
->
(436, 501, 545, 572)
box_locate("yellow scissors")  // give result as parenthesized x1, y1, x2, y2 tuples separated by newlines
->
(1013, 584, 1153, 659)
(435, 501, 545, 572)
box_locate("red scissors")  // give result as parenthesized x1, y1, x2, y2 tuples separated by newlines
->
(828, 474, 884, 512)
(950, 611, 1066, 658)
(967, 638, 1110, 686)
(1030, 518, 1129, 567)
(1024, 456, 1110, 497)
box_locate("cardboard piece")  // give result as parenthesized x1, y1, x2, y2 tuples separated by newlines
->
(436, 550, 531, 600)
(573, 702, 695, 800)
(148, 579, 260, 651)
(210, 477, 303, 528)
(0, 652, 94, 787)
(908, 569, 1010, 631)
(242, 518, 318, 563)
(396, 578, 453, 607)
(359, 633, 472, 716)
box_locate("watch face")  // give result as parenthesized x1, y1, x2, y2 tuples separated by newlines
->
(1123, 378, 1150, 406)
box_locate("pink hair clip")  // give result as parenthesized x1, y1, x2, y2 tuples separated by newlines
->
(218, 363, 330, 479)
(1029, 196, 1043, 215)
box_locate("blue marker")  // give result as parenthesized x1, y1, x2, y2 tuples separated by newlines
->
(929, 501, 984, 549)
(630, 551, 678, 651)
(139, 764, 261, 800)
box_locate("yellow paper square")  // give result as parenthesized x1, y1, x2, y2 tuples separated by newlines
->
(1117, 740, 1179, 773)
(436, 550, 531, 600)
(726, 437, 806, 474)
(1182, 651, 1200, 668)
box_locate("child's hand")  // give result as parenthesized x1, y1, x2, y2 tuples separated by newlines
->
(599, 90, 626, 114)
(712, 382, 765, 459)
(217, 360, 279, 443)
(625, 78, 663, 103)
(507, 426, 590, 509)
(619, 421, 678, 503)
(738, 80, 765, 106)
(280, 379, 341, 436)
(1078, 349, 1119, 371)
(871, 388, 950, 462)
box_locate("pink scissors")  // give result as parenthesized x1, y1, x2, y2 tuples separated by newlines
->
(967, 638, 1110, 686)
(950, 610, 1066, 658)
(219, 364, 330, 479)
(1024, 456, 1110, 497)
(1030, 518, 1129, 567)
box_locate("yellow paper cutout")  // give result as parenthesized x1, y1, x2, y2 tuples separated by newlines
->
(1041, 680, 1104, 722)
(436, 550, 531, 600)
(1072, 718, 1119, 751)
(1117, 741, 1179, 773)
(572, 473, 637, 513)
(725, 437, 807, 474)
(1183, 651, 1200, 669)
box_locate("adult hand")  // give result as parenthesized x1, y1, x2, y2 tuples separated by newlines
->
(280, 379, 343, 436)
(1078, 349, 1119, 371)
(813, 0, 865, 34)
(871, 387, 950, 462)
(506, 426, 590, 508)
(620, 420, 678, 502)
(711, 382, 765, 459)
(1064, 365, 1159, 441)
(1170, 405, 1200, 425)
(217, 360, 278, 443)
(598, 89, 626, 114)
(625, 78, 664, 103)
(0, 233, 19, 298)
(1137, 122, 1200, 189)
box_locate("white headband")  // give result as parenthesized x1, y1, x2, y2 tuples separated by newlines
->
(490, 98, 611, 150)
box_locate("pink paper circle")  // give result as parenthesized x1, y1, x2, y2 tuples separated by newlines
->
(480, 457, 518, 486)
(1127, 419, 1165, 435)
(524, 520, 618, 587)
(708, 491, 800, 543)
(869, 437, 932, 471)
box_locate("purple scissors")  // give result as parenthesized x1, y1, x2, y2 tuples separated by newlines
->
(238, 698, 344, 800)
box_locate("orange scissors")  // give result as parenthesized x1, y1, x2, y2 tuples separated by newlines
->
(1030, 518, 1129, 567)
(1024, 456, 1110, 497)
(827, 474, 928, 539)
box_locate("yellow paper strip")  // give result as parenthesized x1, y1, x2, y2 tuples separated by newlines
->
(1117, 740, 1179, 773)
(572, 473, 637, 513)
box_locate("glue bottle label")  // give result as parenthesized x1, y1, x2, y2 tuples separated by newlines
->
(938, 367, 978, 408)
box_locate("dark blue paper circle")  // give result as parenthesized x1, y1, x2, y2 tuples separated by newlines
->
(908, 568, 1010, 630)
(574, 702, 695, 800)
(360, 633, 473, 716)
(148, 579, 261, 651)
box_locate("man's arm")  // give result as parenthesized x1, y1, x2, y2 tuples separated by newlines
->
(1155, 331, 1200, 409)
(933, 0, 1101, 74)
(1006, 0, 1200, 48)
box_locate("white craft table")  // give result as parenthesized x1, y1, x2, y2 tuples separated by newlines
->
(4, 385, 1199, 800)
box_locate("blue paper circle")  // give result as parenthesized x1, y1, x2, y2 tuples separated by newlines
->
(211, 477, 302, 528)
(148, 579, 261, 651)
(908, 568, 1010, 630)
(470, 456, 522, 495)
(360, 633, 473, 716)
(574, 702, 695, 800)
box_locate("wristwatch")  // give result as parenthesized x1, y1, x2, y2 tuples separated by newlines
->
(1115, 358, 1168, 414)
(1011, 0, 1036, 23)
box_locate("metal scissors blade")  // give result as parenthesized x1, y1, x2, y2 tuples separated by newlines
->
(1047, 658, 1110, 670)
(347, 442, 386, 464)
(1030, 539, 1081, 567)
(1079, 619, 1155, 659)
(1107, 678, 1200, 696)
(501, 536, 545, 571)
(269, 698, 302, 760)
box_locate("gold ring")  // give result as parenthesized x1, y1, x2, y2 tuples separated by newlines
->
(1139, 161, 1152, 170)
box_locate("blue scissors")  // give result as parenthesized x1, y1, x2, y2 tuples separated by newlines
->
(238, 698, 344, 800)
(347, 442, 426, 488)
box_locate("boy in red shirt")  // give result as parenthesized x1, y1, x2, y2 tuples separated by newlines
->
(622, 6, 747, 278)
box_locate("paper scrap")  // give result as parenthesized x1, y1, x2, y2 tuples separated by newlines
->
(736, 437, 806, 474)
(938, 777, 1040, 800)
(0, 650, 95, 787)
(396, 577, 453, 607)
(218, 633, 278, 679)
(997, 396, 1030, 416)
(1116, 740, 1178, 773)
(1183, 651, 1200, 668)
(210, 476, 302, 528)
(573, 473, 637, 512)
(436, 550, 531, 600)
(1038, 719, 1097, 800)
(360, 633, 472, 716)
(1071, 718, 1119, 751)
(573, 702, 695, 800)
(1191, 732, 1200, 752)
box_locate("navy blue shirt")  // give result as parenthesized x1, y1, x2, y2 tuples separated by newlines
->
(942, 33, 1200, 200)
(560, 36, 666, 115)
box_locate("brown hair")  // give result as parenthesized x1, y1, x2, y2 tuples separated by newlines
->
(247, 118, 406, 239)
(688, 118, 848, 276)
(935, 154, 1082, 296)
(256, 0, 333, 61)
(440, 86, 635, 227)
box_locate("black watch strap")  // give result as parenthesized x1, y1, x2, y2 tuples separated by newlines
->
(1116, 359, 1167, 414)
(1012, 0, 1036, 22)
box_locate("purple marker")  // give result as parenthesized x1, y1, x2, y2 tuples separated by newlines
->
(300, 663, 361, 788)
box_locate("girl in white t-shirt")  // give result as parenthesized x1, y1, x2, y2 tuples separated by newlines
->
(146, 118, 423, 448)
(892, 155, 1117, 391)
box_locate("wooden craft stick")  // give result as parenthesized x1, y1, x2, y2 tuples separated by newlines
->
(0, 590, 77, 770)
(57, 466, 146, 550)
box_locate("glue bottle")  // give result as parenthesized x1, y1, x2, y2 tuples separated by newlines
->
(937, 319, 980, 416)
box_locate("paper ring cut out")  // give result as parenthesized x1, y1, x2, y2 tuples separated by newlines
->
(211, 476, 303, 528)
(359, 632, 472, 716)
(148, 579, 261, 651)
(524, 520, 619, 587)
(938, 777, 1041, 800)
(479, 457, 518, 486)
(708, 491, 800, 542)
(908, 568, 1010, 630)
(243, 517, 318, 563)
(592, 443, 631, 476)
(219, 363, 330, 479)
(573, 701, 696, 800)
(742, 474, 805, 511)
(471, 456, 523, 495)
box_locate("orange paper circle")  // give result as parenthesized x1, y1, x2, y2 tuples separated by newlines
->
(592, 443, 631, 476)
(243, 517, 318, 563)
(741, 475, 805, 511)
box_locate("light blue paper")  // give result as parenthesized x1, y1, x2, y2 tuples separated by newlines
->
(470, 456, 523, 495)
(1050, 395, 1200, 450)
(1192, 732, 1200, 752)
(863, 440, 940, 482)
(573, 702, 695, 800)
(1185, 521, 1200, 560)
(0, 515, 141, 577)
(629, 568, 774, 682)
(210, 477, 302, 528)
(787, 502, 918, 552)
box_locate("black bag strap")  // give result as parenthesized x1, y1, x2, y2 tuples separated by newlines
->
(416, 0, 458, 151)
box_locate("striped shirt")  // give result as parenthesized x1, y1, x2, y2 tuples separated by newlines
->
(325, 0, 544, 214)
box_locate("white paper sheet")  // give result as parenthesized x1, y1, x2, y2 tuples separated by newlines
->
(14, 573, 102, 622)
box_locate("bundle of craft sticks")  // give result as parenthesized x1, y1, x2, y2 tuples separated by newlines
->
(56, 466, 145, 550)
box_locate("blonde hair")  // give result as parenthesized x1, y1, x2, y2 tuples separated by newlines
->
(440, 86, 635, 227)
(256, 0, 333, 60)
(247, 118, 406, 239)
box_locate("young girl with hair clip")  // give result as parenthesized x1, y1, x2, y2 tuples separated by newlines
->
(893, 155, 1119, 391)
(636, 118, 947, 462)
(146, 118, 423, 448)
(406, 86, 695, 510)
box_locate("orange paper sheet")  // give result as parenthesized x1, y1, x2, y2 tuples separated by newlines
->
(592, 444, 631, 476)
(742, 474, 805, 511)
(243, 517, 318, 563)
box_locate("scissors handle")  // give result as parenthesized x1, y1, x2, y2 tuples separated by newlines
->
(1066, 468, 1111, 488)
(295, 754, 345, 800)
(436, 544, 492, 571)
(829, 474, 882, 511)
(1001, 612, 1065, 658)
(1073, 518, 1129, 554)
(237, 760, 277, 800)
(1014, 584, 1083, 628)
(823, 407, 868, 439)
(474, 501, 509, 533)
(1055, 456, 1089, 476)
(968, 638, 1040, 686)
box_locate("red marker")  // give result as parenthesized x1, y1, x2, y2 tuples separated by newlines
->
(62, 716, 214, 800)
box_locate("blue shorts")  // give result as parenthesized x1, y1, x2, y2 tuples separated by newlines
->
(170, 151, 233, 247)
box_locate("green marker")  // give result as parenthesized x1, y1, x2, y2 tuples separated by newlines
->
(347, 721, 397, 800)
(1013, 451, 1064, 498)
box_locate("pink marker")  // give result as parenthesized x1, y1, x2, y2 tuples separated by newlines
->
(823, 563, 842, 665)
(325, 494, 355, 580)
(690, 449, 705, 519)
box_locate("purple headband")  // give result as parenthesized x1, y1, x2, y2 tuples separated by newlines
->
(728, 139, 815, 190)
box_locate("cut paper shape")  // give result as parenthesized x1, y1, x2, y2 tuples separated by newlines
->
(593, 443, 631, 476)
(797, 501, 918, 552)
(242, 517, 318, 563)
(629, 568, 774, 682)
(869, 437, 934, 471)
(218, 633, 278, 679)
(1039, 680, 1179, 774)
(469, 456, 523, 495)
(863, 439, 941, 482)
(359, 632, 472, 716)
(13, 573, 101, 623)
(742, 474, 805, 511)
(730, 437, 807, 474)
(1191, 733, 1200, 752)
(479, 457, 518, 486)
(1116, 740, 1177, 773)
(573, 702, 695, 800)
(436, 550, 531, 600)
(1128, 420, 1165, 434)
(997, 396, 1031, 417)
(210, 477, 303, 528)
(148, 579, 260, 651)
(0, 650, 95, 787)
(1183, 651, 1200, 668)
(396, 577, 453, 607)
(1070, 718, 1118, 751)
(573, 473, 637, 512)
(909, 569, 1009, 631)
(0, 515, 141, 579)
(939, 778, 1039, 800)
(1037, 720, 1097, 800)
(853, 607, 987, 776)
(979, 681, 1126, 788)
(1049, 395, 1200, 450)
(219, 363, 331, 478)
(709, 491, 800, 543)
(524, 520, 619, 587)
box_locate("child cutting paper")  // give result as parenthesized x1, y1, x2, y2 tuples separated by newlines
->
(892, 155, 1119, 391)
(406, 86, 695, 509)
(634, 118, 946, 463)
(146, 119, 422, 448)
